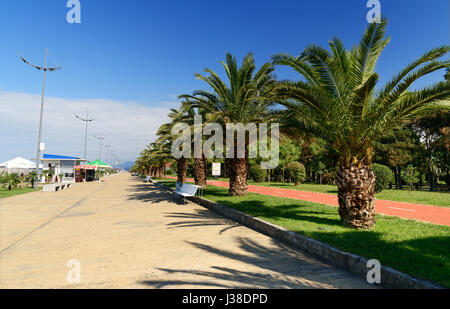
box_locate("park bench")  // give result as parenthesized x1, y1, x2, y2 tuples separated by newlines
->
(144, 176, 152, 183)
(42, 182, 72, 192)
(174, 182, 200, 204)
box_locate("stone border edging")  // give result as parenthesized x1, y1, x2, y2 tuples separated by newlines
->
(152, 180, 443, 289)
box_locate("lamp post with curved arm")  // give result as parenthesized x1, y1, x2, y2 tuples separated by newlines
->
(19, 49, 61, 188)
(75, 111, 94, 161)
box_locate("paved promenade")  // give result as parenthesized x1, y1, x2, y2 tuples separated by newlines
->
(0, 174, 374, 288)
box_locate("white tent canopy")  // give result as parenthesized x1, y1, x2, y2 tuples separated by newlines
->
(0, 157, 39, 169)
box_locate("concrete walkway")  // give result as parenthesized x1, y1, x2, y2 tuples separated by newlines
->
(0, 174, 374, 289)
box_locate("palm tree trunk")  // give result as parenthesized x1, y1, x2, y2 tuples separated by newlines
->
(228, 157, 248, 196)
(194, 153, 207, 188)
(395, 166, 400, 189)
(335, 162, 376, 229)
(158, 166, 164, 178)
(177, 157, 188, 183)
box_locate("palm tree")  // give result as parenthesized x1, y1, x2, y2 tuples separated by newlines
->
(183, 52, 276, 196)
(176, 98, 209, 188)
(1, 172, 22, 191)
(146, 142, 172, 178)
(272, 19, 449, 229)
(156, 108, 191, 184)
(25, 171, 37, 188)
(132, 141, 171, 179)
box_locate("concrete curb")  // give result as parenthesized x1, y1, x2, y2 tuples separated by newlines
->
(153, 181, 444, 289)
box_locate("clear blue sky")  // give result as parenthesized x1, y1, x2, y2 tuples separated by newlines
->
(1, 0, 448, 102)
(0, 0, 448, 163)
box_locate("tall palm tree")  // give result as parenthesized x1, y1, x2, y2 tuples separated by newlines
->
(273, 19, 450, 229)
(175, 98, 211, 188)
(183, 52, 276, 196)
(132, 140, 172, 179)
(156, 108, 190, 184)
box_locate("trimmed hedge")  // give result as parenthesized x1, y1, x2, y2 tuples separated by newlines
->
(249, 165, 267, 182)
(286, 162, 306, 185)
(372, 163, 394, 193)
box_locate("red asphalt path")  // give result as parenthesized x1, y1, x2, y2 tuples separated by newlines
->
(166, 176, 450, 226)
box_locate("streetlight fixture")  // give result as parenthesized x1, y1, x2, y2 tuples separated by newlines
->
(104, 145, 111, 165)
(110, 150, 117, 169)
(93, 134, 105, 160)
(19, 49, 61, 188)
(75, 111, 94, 161)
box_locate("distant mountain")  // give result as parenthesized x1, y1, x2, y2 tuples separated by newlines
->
(118, 161, 134, 171)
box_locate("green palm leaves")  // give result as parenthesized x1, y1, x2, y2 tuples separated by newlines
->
(186, 52, 276, 125)
(273, 19, 449, 164)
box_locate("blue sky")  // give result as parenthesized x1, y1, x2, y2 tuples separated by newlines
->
(0, 0, 448, 163)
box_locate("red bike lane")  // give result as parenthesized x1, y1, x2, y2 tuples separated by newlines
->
(166, 176, 450, 226)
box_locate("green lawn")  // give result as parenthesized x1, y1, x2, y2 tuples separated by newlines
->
(162, 177, 449, 207)
(248, 181, 450, 208)
(0, 187, 38, 199)
(155, 178, 450, 287)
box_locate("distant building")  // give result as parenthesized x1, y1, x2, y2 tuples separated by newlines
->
(40, 154, 84, 182)
(0, 157, 41, 175)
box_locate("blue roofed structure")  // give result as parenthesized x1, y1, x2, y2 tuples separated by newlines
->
(42, 154, 80, 160)
(40, 154, 84, 183)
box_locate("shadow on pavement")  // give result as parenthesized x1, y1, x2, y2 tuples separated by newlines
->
(137, 237, 371, 289)
(164, 208, 240, 234)
(126, 182, 184, 205)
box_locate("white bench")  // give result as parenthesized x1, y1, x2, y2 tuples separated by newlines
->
(144, 176, 152, 183)
(42, 182, 72, 192)
(174, 183, 200, 204)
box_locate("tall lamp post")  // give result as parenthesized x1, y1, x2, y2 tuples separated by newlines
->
(93, 135, 105, 160)
(110, 150, 116, 169)
(75, 111, 94, 161)
(104, 145, 111, 165)
(19, 49, 61, 188)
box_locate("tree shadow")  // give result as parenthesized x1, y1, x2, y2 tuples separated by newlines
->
(138, 237, 373, 289)
(199, 189, 449, 287)
(131, 182, 448, 287)
(126, 183, 184, 204)
(214, 198, 342, 227)
(305, 230, 450, 288)
(164, 208, 240, 234)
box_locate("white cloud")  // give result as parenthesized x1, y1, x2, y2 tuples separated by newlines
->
(0, 91, 175, 164)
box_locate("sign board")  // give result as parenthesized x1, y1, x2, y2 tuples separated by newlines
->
(39, 143, 46, 151)
(212, 162, 221, 176)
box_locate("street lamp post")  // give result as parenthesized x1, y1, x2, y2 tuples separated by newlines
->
(19, 49, 61, 188)
(93, 135, 105, 160)
(104, 145, 111, 165)
(110, 150, 116, 169)
(75, 111, 94, 161)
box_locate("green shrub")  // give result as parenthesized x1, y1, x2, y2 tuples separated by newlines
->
(442, 174, 450, 186)
(286, 162, 306, 185)
(401, 165, 420, 190)
(372, 163, 393, 193)
(248, 165, 266, 182)
(322, 172, 335, 184)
